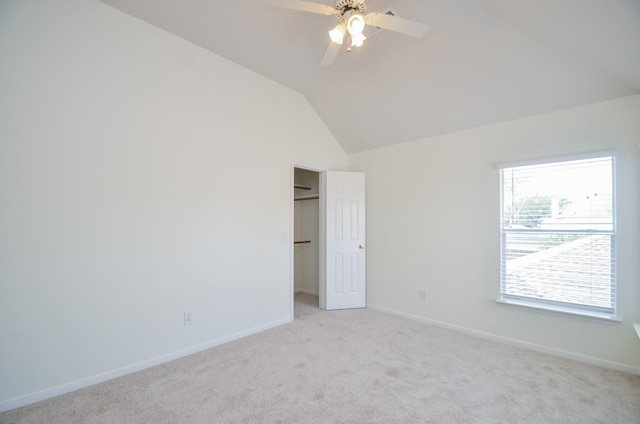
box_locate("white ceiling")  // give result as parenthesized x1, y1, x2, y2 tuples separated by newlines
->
(99, 0, 640, 153)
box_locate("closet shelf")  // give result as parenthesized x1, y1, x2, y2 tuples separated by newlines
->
(294, 240, 312, 244)
(294, 184, 312, 190)
(294, 194, 319, 201)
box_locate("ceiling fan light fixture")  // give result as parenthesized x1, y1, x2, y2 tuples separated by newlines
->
(328, 23, 346, 44)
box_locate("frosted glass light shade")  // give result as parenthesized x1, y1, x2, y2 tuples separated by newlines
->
(329, 23, 346, 45)
(351, 32, 366, 47)
(347, 14, 365, 36)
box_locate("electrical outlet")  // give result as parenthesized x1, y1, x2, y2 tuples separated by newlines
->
(184, 312, 193, 326)
(419, 289, 428, 301)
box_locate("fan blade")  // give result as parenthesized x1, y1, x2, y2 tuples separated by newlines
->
(264, 0, 336, 16)
(364, 12, 430, 38)
(320, 42, 341, 66)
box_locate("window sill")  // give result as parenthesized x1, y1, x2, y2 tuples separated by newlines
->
(496, 298, 621, 323)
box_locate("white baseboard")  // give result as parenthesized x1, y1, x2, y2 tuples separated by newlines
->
(0, 316, 292, 413)
(295, 288, 319, 296)
(367, 303, 640, 376)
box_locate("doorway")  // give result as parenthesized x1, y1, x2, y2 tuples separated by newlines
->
(293, 167, 321, 308)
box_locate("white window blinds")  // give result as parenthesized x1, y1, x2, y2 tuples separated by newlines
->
(499, 153, 616, 318)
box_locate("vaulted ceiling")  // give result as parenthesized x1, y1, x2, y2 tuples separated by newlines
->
(99, 0, 640, 153)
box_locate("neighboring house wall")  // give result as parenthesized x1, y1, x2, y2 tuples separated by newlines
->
(0, 0, 346, 408)
(349, 95, 640, 371)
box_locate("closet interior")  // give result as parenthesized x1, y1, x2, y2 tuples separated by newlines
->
(293, 168, 320, 304)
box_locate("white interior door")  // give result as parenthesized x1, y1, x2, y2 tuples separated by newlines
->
(320, 171, 366, 310)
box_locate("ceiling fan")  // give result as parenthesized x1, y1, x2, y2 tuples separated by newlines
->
(265, 0, 430, 65)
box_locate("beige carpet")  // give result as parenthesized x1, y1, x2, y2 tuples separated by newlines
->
(2, 293, 640, 423)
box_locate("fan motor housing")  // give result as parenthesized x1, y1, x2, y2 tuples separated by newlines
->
(334, 0, 366, 21)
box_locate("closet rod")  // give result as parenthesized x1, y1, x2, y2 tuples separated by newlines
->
(294, 195, 319, 201)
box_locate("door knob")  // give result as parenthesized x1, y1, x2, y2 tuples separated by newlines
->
(359, 244, 366, 249)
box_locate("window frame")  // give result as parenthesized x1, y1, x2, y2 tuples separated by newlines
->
(497, 151, 618, 321)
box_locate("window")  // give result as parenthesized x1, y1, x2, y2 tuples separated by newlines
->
(499, 152, 616, 319)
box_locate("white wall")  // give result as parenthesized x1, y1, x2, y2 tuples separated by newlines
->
(349, 95, 640, 371)
(0, 0, 347, 408)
